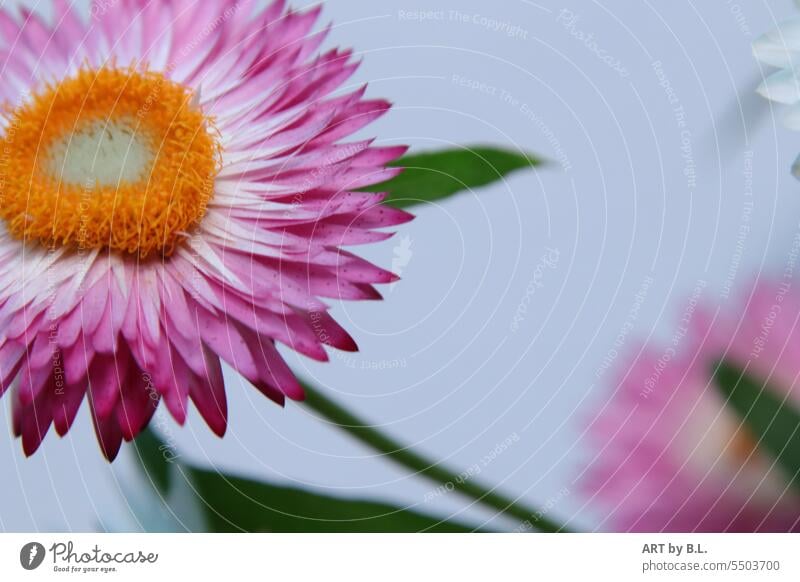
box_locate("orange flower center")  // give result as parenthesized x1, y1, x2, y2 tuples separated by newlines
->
(0, 67, 220, 257)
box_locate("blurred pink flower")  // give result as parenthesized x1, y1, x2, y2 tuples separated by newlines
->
(582, 278, 800, 532)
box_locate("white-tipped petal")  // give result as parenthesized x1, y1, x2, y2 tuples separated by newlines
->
(757, 69, 800, 104)
(753, 31, 800, 69)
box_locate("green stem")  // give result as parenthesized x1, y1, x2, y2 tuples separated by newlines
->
(302, 383, 569, 533)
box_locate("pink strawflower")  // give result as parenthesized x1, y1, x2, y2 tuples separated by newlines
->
(583, 279, 800, 531)
(0, 0, 411, 459)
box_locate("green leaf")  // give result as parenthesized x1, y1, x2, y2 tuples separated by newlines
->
(713, 360, 800, 490)
(301, 382, 566, 532)
(131, 426, 172, 493)
(367, 146, 541, 208)
(133, 428, 479, 532)
(186, 467, 477, 533)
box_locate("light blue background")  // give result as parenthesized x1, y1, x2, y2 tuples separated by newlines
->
(1, 0, 799, 532)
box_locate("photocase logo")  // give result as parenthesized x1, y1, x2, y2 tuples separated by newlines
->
(20, 542, 46, 570)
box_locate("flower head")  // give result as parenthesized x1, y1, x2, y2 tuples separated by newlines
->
(0, 0, 412, 459)
(582, 279, 800, 532)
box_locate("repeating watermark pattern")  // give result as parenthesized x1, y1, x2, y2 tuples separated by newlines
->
(336, 353, 409, 371)
(0, 116, 21, 204)
(423, 464, 483, 503)
(556, 10, 629, 78)
(510, 248, 561, 332)
(652, 60, 697, 192)
(90, 0, 120, 19)
(285, 142, 369, 218)
(397, 10, 529, 39)
(308, 303, 411, 371)
(721, 150, 754, 300)
(450, 73, 572, 171)
(596, 275, 654, 378)
(448, 10, 529, 40)
(727, 0, 752, 37)
(396, 9, 445, 22)
(423, 433, 520, 503)
(143, 371, 181, 465)
(501, 91, 573, 172)
(451, 74, 499, 98)
(750, 225, 800, 360)
(514, 487, 571, 532)
(640, 280, 707, 399)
